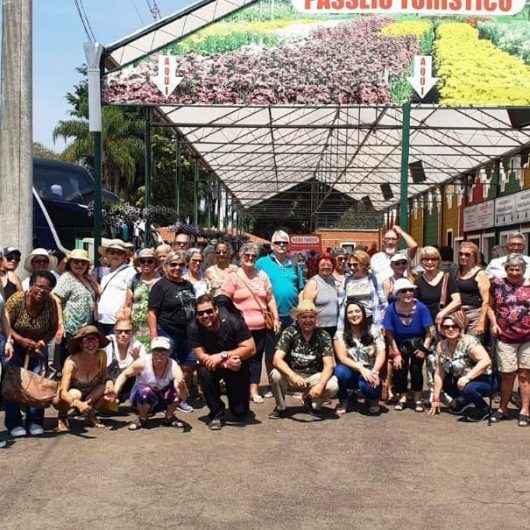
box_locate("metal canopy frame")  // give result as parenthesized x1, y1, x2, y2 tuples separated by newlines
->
(101, 0, 530, 220)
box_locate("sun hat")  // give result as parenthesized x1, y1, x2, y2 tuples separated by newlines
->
(67, 325, 109, 354)
(150, 336, 171, 351)
(24, 248, 58, 273)
(292, 300, 317, 318)
(133, 248, 157, 266)
(66, 249, 91, 263)
(390, 252, 409, 264)
(98, 239, 128, 257)
(393, 278, 417, 295)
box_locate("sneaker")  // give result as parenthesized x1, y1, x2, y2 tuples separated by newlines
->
(268, 408, 286, 420)
(0, 440, 6, 448)
(489, 409, 506, 424)
(9, 426, 27, 438)
(336, 400, 349, 416)
(177, 401, 194, 414)
(449, 397, 474, 416)
(367, 400, 381, 415)
(28, 424, 44, 436)
(208, 416, 223, 431)
(465, 407, 490, 422)
(263, 390, 273, 399)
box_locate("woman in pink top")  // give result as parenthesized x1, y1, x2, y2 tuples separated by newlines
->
(222, 242, 280, 403)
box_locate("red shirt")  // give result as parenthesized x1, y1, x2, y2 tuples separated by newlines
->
(491, 277, 530, 343)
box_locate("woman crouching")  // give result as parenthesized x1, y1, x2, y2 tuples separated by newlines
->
(430, 313, 495, 422)
(57, 326, 115, 431)
(113, 336, 188, 430)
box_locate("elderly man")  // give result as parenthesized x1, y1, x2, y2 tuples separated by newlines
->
(97, 240, 136, 335)
(486, 232, 530, 279)
(269, 300, 338, 419)
(189, 294, 256, 430)
(371, 225, 418, 283)
(173, 232, 191, 252)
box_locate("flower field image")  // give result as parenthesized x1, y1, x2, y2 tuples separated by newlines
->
(102, 0, 530, 107)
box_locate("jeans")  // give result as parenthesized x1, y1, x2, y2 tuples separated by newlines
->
(249, 329, 269, 386)
(1, 344, 47, 430)
(264, 316, 292, 363)
(443, 374, 497, 409)
(393, 351, 425, 394)
(0, 333, 5, 357)
(335, 364, 381, 401)
(198, 361, 250, 419)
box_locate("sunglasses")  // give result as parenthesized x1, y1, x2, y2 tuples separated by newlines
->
(442, 324, 458, 330)
(191, 258, 203, 263)
(348, 262, 359, 268)
(107, 249, 125, 256)
(422, 257, 439, 262)
(32, 258, 49, 265)
(6, 255, 20, 262)
(398, 288, 415, 294)
(393, 260, 408, 266)
(273, 241, 289, 247)
(216, 251, 228, 256)
(243, 253, 257, 259)
(197, 308, 215, 317)
(336, 256, 347, 261)
(116, 329, 132, 334)
(168, 262, 186, 268)
(32, 284, 52, 292)
(139, 259, 155, 264)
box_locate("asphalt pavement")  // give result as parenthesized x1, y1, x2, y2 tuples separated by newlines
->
(1, 396, 529, 530)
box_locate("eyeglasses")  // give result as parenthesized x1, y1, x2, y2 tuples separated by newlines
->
(82, 335, 99, 341)
(116, 329, 132, 334)
(197, 308, 215, 317)
(398, 288, 415, 294)
(168, 262, 186, 268)
(32, 258, 49, 265)
(139, 259, 155, 265)
(31, 284, 51, 292)
(273, 241, 289, 247)
(442, 324, 458, 330)
(422, 257, 439, 262)
(216, 251, 228, 256)
(393, 260, 408, 266)
(191, 258, 203, 263)
(107, 249, 125, 256)
(243, 253, 257, 259)
(175, 242, 188, 248)
(336, 256, 347, 262)
(348, 262, 359, 268)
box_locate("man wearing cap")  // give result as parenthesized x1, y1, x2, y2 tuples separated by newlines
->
(2, 247, 23, 298)
(113, 336, 188, 430)
(97, 240, 136, 336)
(371, 225, 418, 284)
(269, 300, 338, 419)
(188, 294, 256, 430)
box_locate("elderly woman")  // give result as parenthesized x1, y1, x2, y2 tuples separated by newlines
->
(383, 253, 413, 300)
(1, 247, 22, 300)
(334, 300, 386, 416)
(3, 271, 59, 437)
(340, 249, 386, 330)
(148, 251, 196, 413)
(302, 254, 339, 338)
(124, 248, 160, 348)
(383, 278, 434, 412)
(155, 243, 172, 274)
(415, 246, 461, 328)
(21, 248, 58, 291)
(489, 254, 530, 426)
(113, 336, 188, 430)
(56, 325, 114, 431)
(222, 242, 280, 403)
(184, 248, 209, 298)
(53, 249, 99, 366)
(205, 240, 237, 297)
(430, 313, 495, 422)
(456, 241, 490, 336)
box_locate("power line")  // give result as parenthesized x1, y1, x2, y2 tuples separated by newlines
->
(131, 0, 145, 24)
(145, 0, 161, 20)
(78, 0, 97, 42)
(73, 0, 94, 42)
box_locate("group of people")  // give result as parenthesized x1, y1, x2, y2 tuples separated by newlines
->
(0, 227, 529, 441)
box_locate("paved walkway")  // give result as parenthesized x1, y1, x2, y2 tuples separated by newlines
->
(1, 397, 529, 530)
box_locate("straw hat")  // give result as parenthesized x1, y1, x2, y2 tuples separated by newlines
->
(98, 239, 128, 257)
(292, 300, 317, 319)
(67, 325, 109, 354)
(133, 248, 157, 267)
(24, 248, 58, 273)
(66, 249, 91, 264)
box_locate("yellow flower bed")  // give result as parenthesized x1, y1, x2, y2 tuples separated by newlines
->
(435, 22, 530, 105)
(381, 20, 432, 39)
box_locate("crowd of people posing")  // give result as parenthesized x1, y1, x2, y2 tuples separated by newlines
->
(0, 226, 529, 442)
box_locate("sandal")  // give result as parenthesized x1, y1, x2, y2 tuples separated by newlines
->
(251, 394, 264, 404)
(128, 418, 146, 431)
(394, 401, 406, 411)
(163, 416, 184, 428)
(490, 410, 506, 424)
(415, 401, 425, 413)
(518, 413, 530, 427)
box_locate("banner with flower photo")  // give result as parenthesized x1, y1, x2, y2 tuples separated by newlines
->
(102, 0, 530, 106)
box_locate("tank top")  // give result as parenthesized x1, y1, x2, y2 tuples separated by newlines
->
(456, 269, 482, 308)
(314, 274, 339, 328)
(134, 354, 177, 390)
(3, 278, 17, 301)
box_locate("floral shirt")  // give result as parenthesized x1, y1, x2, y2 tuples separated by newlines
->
(334, 326, 384, 369)
(436, 334, 489, 377)
(491, 277, 530, 343)
(53, 272, 96, 337)
(130, 274, 160, 348)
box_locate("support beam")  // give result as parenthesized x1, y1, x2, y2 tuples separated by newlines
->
(193, 157, 199, 226)
(399, 103, 411, 232)
(144, 108, 152, 244)
(175, 135, 181, 218)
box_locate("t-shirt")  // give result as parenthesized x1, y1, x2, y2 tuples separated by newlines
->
(382, 300, 433, 347)
(222, 269, 272, 330)
(491, 277, 530, 343)
(415, 272, 457, 322)
(370, 251, 393, 283)
(148, 277, 196, 336)
(256, 254, 304, 317)
(98, 265, 137, 324)
(276, 324, 333, 375)
(188, 308, 251, 354)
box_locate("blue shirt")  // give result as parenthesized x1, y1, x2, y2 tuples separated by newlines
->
(256, 254, 304, 317)
(382, 300, 433, 346)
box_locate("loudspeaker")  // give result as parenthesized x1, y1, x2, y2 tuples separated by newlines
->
(409, 161, 426, 183)
(361, 195, 373, 209)
(380, 183, 393, 200)
(508, 108, 530, 129)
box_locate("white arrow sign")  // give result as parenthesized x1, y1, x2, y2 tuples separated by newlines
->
(154, 55, 183, 97)
(408, 55, 438, 99)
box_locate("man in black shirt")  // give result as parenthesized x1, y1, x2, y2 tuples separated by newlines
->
(188, 294, 256, 430)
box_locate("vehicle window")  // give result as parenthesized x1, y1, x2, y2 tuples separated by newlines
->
(34, 163, 94, 204)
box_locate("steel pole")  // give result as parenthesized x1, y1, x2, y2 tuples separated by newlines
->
(144, 108, 152, 244)
(399, 103, 411, 232)
(175, 135, 180, 218)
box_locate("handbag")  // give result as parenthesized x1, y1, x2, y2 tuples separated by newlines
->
(236, 270, 275, 331)
(1, 354, 59, 408)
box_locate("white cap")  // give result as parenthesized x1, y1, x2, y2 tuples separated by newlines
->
(150, 336, 171, 351)
(393, 278, 417, 295)
(390, 252, 409, 263)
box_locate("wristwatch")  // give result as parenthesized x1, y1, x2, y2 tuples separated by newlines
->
(220, 352, 229, 361)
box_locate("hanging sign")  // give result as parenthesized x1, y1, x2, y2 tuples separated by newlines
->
(495, 188, 530, 227)
(408, 55, 438, 99)
(463, 200, 494, 232)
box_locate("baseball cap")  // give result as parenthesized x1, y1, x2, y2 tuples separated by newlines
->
(150, 336, 171, 351)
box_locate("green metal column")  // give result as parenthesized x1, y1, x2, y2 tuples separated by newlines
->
(217, 179, 222, 231)
(399, 103, 411, 232)
(206, 174, 212, 228)
(193, 157, 199, 226)
(224, 188, 229, 231)
(93, 131, 102, 263)
(175, 136, 180, 218)
(144, 107, 152, 245)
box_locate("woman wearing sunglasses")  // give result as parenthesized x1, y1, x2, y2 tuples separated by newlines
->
(456, 241, 490, 336)
(1, 247, 22, 301)
(184, 248, 209, 298)
(148, 251, 197, 414)
(205, 241, 237, 297)
(222, 242, 279, 403)
(124, 248, 160, 349)
(430, 313, 494, 422)
(383, 278, 434, 412)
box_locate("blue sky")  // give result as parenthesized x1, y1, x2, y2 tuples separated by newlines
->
(30, 0, 191, 151)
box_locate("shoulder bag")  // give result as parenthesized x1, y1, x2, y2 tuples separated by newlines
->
(236, 270, 275, 331)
